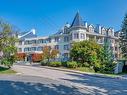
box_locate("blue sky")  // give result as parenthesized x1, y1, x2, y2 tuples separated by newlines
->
(0, 0, 127, 36)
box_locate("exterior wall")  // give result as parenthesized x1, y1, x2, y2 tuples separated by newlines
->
(16, 23, 120, 61)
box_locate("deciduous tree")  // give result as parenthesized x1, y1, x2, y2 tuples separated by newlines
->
(42, 46, 59, 62)
(0, 19, 18, 68)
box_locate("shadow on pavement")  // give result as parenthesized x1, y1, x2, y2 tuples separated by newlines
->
(60, 73, 127, 95)
(0, 80, 85, 95)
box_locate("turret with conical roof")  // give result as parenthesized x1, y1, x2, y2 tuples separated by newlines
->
(71, 11, 84, 27)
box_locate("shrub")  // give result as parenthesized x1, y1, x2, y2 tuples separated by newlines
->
(41, 60, 48, 66)
(16, 53, 26, 61)
(77, 62, 90, 67)
(1, 58, 13, 68)
(49, 61, 62, 67)
(32, 53, 43, 62)
(82, 62, 90, 67)
(62, 61, 67, 67)
(66, 61, 78, 68)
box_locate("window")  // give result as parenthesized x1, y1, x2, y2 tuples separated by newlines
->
(70, 34, 72, 40)
(89, 26, 94, 32)
(18, 48, 22, 52)
(63, 53, 69, 58)
(102, 28, 106, 35)
(37, 47, 43, 51)
(47, 38, 51, 43)
(64, 44, 69, 50)
(55, 45, 59, 50)
(115, 53, 118, 58)
(24, 47, 29, 52)
(80, 33, 85, 39)
(38, 39, 43, 43)
(64, 36, 69, 42)
(24, 41, 29, 45)
(74, 33, 79, 39)
(115, 47, 117, 51)
(31, 40, 36, 44)
(55, 37, 59, 42)
(31, 47, 36, 51)
(18, 41, 22, 45)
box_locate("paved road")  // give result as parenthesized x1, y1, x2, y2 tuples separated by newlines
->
(0, 75, 85, 95)
(1, 64, 127, 95)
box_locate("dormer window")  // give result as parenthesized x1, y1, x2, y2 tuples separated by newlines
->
(107, 28, 114, 36)
(101, 28, 106, 35)
(89, 25, 94, 32)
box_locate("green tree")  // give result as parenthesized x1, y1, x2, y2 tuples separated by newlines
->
(70, 40, 116, 73)
(70, 40, 102, 72)
(0, 19, 18, 68)
(100, 38, 115, 73)
(120, 13, 127, 59)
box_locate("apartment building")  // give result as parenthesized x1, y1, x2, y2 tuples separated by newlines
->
(16, 12, 120, 61)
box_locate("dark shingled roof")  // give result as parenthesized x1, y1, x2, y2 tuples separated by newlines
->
(71, 12, 84, 27)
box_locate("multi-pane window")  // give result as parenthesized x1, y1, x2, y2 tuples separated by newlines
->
(64, 53, 69, 58)
(64, 44, 69, 50)
(55, 45, 59, 50)
(64, 36, 69, 42)
(31, 47, 36, 51)
(18, 41, 22, 45)
(102, 28, 106, 35)
(38, 39, 43, 43)
(70, 34, 72, 40)
(18, 48, 22, 52)
(115, 47, 117, 51)
(74, 33, 79, 39)
(89, 26, 94, 32)
(38, 39, 47, 43)
(31, 40, 36, 44)
(37, 47, 43, 51)
(24, 41, 29, 45)
(24, 47, 29, 52)
(55, 37, 59, 42)
(47, 38, 51, 43)
(80, 33, 85, 39)
(24, 40, 36, 45)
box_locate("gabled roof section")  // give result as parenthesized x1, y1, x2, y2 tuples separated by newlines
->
(71, 12, 84, 27)
(18, 29, 37, 40)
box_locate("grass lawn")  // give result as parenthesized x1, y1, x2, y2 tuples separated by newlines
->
(75, 67, 124, 78)
(69, 67, 95, 73)
(62, 67, 121, 78)
(0, 66, 16, 74)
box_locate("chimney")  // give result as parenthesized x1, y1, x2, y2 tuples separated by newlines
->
(84, 21, 87, 28)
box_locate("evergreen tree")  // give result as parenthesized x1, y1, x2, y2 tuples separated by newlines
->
(120, 13, 127, 59)
(100, 38, 115, 73)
